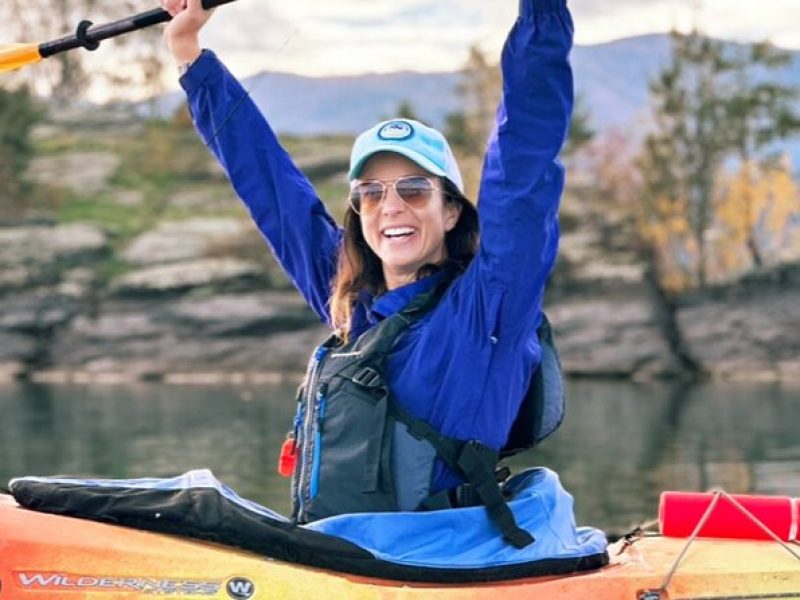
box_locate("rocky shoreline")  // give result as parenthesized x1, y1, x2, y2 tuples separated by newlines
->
(1, 218, 798, 385)
(3, 109, 798, 386)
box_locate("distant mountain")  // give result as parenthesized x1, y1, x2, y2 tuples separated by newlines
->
(153, 33, 800, 166)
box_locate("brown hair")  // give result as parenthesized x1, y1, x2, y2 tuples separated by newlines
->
(329, 179, 479, 340)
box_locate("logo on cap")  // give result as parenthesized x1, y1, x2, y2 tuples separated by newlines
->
(378, 121, 413, 141)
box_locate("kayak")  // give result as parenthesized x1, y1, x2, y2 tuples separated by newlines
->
(2, 493, 798, 599)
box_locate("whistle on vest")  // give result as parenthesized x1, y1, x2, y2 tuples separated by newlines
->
(278, 433, 297, 477)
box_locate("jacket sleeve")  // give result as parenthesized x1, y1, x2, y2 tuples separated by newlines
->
(469, 0, 574, 341)
(180, 50, 341, 324)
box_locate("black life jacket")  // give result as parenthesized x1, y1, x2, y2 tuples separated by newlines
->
(284, 280, 565, 549)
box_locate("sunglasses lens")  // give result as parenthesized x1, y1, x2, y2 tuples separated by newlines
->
(395, 176, 435, 207)
(350, 181, 385, 214)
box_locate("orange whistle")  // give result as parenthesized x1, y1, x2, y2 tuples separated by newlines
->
(278, 435, 297, 477)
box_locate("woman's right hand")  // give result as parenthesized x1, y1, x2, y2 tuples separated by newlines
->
(161, 0, 215, 66)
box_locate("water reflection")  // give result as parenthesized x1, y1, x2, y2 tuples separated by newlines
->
(1, 380, 798, 532)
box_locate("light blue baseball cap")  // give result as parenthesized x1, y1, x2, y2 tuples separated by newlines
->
(348, 119, 464, 192)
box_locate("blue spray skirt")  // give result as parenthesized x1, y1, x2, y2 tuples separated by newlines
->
(10, 467, 608, 583)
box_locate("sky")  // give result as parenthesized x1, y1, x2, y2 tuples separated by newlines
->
(193, 0, 800, 80)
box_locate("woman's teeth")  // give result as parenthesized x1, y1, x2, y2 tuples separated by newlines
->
(383, 227, 415, 238)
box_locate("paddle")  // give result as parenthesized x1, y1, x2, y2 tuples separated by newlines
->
(0, 0, 239, 73)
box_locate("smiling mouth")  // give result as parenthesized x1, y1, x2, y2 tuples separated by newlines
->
(382, 226, 416, 240)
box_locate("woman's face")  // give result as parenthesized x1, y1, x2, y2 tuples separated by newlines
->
(356, 152, 461, 290)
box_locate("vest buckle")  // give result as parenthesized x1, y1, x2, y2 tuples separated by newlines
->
(353, 366, 383, 389)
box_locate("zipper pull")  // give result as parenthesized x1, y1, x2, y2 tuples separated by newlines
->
(278, 433, 297, 478)
(318, 383, 328, 417)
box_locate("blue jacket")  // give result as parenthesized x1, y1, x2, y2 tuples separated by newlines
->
(181, 0, 573, 493)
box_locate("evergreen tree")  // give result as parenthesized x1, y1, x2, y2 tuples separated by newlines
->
(445, 44, 501, 158)
(562, 95, 595, 158)
(0, 87, 43, 215)
(394, 100, 420, 122)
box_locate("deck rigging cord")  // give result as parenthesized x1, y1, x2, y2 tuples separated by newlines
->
(636, 489, 800, 600)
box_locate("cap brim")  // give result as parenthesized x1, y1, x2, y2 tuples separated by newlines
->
(349, 145, 448, 181)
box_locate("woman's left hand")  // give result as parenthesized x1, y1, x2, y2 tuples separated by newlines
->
(162, 0, 214, 65)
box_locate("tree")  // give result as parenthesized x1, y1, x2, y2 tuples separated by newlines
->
(723, 42, 800, 266)
(713, 158, 800, 276)
(564, 129, 702, 377)
(562, 94, 595, 158)
(445, 44, 501, 159)
(394, 100, 420, 122)
(640, 32, 800, 287)
(0, 87, 44, 216)
(639, 31, 736, 289)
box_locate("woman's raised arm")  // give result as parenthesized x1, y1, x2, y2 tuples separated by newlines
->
(162, 0, 342, 324)
(472, 0, 574, 339)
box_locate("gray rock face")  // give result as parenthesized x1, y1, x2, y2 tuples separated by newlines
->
(0, 224, 108, 292)
(122, 218, 249, 265)
(46, 293, 323, 381)
(678, 289, 800, 381)
(165, 292, 318, 336)
(0, 291, 78, 333)
(0, 332, 37, 361)
(25, 152, 121, 195)
(548, 297, 681, 380)
(110, 258, 265, 296)
(0, 224, 108, 268)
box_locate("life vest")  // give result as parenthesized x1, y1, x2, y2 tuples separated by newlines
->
(280, 279, 565, 548)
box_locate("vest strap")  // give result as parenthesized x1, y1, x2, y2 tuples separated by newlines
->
(362, 392, 389, 493)
(389, 400, 535, 548)
(456, 441, 535, 549)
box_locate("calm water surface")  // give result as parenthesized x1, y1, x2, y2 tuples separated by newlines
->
(1, 380, 798, 533)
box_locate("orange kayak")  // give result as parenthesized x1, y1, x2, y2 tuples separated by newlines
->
(1, 494, 798, 599)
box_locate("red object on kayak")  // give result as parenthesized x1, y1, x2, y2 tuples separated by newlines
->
(278, 435, 297, 477)
(659, 491, 799, 541)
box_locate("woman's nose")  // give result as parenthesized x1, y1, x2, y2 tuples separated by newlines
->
(381, 185, 406, 214)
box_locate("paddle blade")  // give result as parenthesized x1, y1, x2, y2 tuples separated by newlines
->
(0, 44, 42, 73)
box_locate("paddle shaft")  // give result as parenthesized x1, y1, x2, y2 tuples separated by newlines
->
(39, 0, 237, 58)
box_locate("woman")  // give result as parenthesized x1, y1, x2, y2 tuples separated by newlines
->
(161, 0, 573, 543)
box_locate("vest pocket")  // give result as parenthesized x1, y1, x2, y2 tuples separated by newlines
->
(306, 375, 397, 520)
(361, 392, 388, 494)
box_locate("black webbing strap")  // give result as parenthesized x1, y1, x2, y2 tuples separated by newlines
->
(456, 441, 535, 548)
(391, 402, 535, 549)
(348, 271, 534, 547)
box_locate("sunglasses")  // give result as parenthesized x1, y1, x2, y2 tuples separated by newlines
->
(349, 175, 444, 216)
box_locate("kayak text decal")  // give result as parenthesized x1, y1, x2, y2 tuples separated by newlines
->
(15, 572, 221, 595)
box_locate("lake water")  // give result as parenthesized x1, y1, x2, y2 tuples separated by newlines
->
(1, 380, 798, 535)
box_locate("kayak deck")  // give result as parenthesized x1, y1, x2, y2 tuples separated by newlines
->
(1, 495, 798, 599)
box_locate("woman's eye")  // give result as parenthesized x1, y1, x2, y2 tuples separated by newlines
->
(362, 186, 384, 201)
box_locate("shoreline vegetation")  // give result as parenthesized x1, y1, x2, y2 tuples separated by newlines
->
(0, 106, 798, 386)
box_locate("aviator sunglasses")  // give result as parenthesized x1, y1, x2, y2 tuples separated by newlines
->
(349, 175, 445, 216)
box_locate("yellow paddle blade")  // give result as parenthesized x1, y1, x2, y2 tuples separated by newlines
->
(0, 44, 42, 73)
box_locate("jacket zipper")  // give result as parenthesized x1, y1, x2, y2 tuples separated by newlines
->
(308, 387, 327, 501)
(295, 345, 329, 523)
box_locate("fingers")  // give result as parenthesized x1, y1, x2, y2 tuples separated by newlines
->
(161, 0, 185, 18)
(161, 0, 211, 64)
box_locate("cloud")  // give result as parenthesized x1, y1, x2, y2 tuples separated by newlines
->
(183, 0, 799, 81)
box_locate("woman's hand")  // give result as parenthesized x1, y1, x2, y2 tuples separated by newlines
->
(161, 0, 215, 66)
